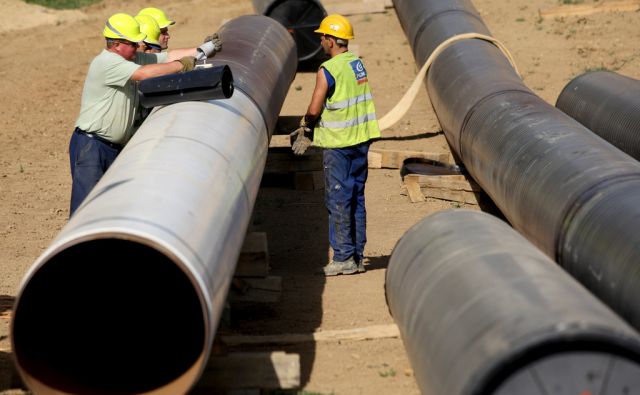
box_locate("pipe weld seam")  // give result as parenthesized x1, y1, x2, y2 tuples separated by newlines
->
(457, 89, 537, 162)
(555, 172, 640, 266)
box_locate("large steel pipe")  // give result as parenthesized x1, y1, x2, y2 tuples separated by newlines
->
(556, 70, 640, 161)
(252, 0, 326, 62)
(393, 0, 640, 329)
(386, 210, 640, 395)
(11, 15, 296, 395)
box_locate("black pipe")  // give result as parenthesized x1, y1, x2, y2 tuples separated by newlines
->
(386, 209, 640, 395)
(392, 0, 640, 329)
(252, 0, 327, 62)
(138, 65, 234, 108)
(556, 70, 640, 161)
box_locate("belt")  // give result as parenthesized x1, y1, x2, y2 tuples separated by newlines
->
(74, 128, 122, 150)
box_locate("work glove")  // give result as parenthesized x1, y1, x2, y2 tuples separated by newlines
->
(196, 41, 216, 61)
(290, 117, 312, 155)
(178, 56, 196, 72)
(203, 32, 222, 52)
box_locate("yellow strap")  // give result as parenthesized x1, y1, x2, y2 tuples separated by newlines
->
(377, 33, 520, 131)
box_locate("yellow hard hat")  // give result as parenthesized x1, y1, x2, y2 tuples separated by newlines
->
(135, 14, 161, 46)
(103, 13, 146, 42)
(137, 7, 175, 29)
(314, 14, 354, 40)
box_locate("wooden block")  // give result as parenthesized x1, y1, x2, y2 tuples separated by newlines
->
(229, 276, 281, 303)
(424, 188, 480, 205)
(407, 174, 482, 192)
(368, 150, 383, 169)
(293, 171, 324, 191)
(269, 134, 291, 148)
(539, 0, 640, 18)
(197, 352, 300, 390)
(221, 324, 400, 346)
(369, 148, 454, 169)
(326, 1, 387, 15)
(405, 178, 425, 203)
(235, 232, 269, 277)
(402, 174, 482, 205)
(265, 147, 323, 174)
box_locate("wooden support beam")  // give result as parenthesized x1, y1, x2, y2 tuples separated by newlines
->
(368, 148, 454, 169)
(221, 324, 400, 346)
(229, 276, 282, 303)
(235, 232, 269, 278)
(539, 0, 640, 18)
(265, 147, 323, 174)
(401, 174, 482, 205)
(293, 170, 324, 191)
(195, 352, 300, 391)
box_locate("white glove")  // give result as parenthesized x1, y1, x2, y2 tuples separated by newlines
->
(196, 41, 215, 61)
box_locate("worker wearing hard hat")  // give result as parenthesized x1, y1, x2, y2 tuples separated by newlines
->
(135, 14, 162, 53)
(292, 14, 381, 276)
(137, 7, 174, 50)
(68, 13, 223, 216)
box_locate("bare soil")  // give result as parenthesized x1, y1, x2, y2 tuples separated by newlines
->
(1, 0, 639, 394)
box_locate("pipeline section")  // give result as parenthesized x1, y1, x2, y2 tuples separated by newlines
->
(252, 0, 326, 62)
(392, 0, 640, 329)
(11, 15, 297, 395)
(556, 70, 640, 161)
(386, 209, 640, 395)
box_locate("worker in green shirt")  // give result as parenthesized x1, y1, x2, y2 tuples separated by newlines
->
(69, 13, 221, 216)
(292, 14, 381, 275)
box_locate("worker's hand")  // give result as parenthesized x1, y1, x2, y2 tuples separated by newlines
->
(203, 32, 222, 53)
(203, 32, 218, 43)
(290, 125, 312, 156)
(196, 41, 215, 61)
(178, 56, 196, 72)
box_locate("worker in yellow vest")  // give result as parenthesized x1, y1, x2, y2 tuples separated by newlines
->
(292, 14, 381, 276)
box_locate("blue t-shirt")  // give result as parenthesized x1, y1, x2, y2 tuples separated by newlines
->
(322, 67, 336, 98)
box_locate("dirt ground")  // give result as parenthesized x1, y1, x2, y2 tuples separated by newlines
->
(1, 0, 639, 394)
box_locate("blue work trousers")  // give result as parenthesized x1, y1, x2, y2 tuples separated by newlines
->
(69, 128, 120, 216)
(323, 142, 370, 263)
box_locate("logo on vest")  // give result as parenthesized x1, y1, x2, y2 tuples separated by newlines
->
(350, 59, 368, 84)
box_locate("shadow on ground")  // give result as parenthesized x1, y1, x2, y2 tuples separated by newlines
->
(208, 184, 329, 390)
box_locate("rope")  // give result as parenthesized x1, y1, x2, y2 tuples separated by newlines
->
(377, 33, 520, 131)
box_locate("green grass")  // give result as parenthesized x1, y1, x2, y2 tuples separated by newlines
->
(24, 0, 101, 10)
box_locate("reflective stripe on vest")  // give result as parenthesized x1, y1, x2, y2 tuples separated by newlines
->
(324, 92, 373, 110)
(317, 112, 377, 129)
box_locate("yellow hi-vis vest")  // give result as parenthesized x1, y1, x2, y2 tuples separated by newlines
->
(314, 52, 381, 148)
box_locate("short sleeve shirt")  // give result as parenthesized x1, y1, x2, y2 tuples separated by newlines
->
(75, 50, 168, 145)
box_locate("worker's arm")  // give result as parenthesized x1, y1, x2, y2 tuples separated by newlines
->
(130, 61, 184, 81)
(304, 68, 329, 125)
(166, 48, 198, 62)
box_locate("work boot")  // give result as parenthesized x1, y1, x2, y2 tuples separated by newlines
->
(323, 258, 359, 276)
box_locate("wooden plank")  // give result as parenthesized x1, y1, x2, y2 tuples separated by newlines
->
(265, 147, 323, 174)
(401, 174, 482, 205)
(196, 352, 300, 390)
(539, 0, 640, 18)
(293, 171, 324, 191)
(221, 324, 400, 346)
(235, 232, 269, 277)
(229, 276, 281, 303)
(405, 178, 425, 203)
(269, 134, 291, 148)
(326, 1, 386, 15)
(368, 150, 383, 169)
(424, 188, 479, 205)
(369, 148, 453, 169)
(407, 174, 482, 192)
